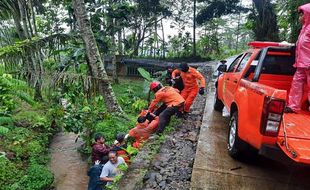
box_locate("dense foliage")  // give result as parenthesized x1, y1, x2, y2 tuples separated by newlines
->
(0, 75, 55, 189)
(0, 0, 309, 189)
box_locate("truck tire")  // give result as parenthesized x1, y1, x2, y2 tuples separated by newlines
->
(214, 90, 224, 112)
(227, 111, 247, 159)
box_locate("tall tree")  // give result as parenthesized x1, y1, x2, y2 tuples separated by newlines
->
(249, 0, 279, 41)
(72, 0, 123, 113)
(196, 0, 242, 25)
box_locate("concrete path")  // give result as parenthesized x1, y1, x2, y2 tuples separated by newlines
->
(191, 89, 310, 190)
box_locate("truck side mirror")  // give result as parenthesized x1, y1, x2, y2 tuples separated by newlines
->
(217, 64, 227, 72)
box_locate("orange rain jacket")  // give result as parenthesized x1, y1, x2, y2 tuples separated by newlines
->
(128, 116, 159, 148)
(172, 67, 206, 90)
(172, 67, 205, 112)
(148, 86, 185, 112)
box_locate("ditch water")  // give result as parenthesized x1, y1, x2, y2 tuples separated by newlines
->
(49, 132, 88, 190)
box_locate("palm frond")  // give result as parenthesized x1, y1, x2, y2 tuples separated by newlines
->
(0, 74, 35, 106)
(13, 91, 36, 106)
(0, 33, 76, 60)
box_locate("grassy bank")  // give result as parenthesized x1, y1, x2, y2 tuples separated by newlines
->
(0, 105, 56, 190)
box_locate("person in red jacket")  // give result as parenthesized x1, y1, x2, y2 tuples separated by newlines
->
(91, 133, 110, 164)
(148, 81, 185, 134)
(129, 113, 159, 148)
(286, 3, 310, 113)
(172, 63, 206, 113)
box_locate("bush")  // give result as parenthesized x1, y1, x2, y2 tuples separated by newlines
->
(0, 158, 22, 189)
(11, 164, 54, 190)
(132, 99, 148, 112)
(3, 127, 33, 159)
(95, 115, 135, 144)
(2, 127, 50, 164)
(13, 110, 49, 130)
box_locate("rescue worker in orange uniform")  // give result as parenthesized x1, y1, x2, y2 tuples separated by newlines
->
(128, 113, 159, 148)
(148, 81, 185, 134)
(172, 63, 206, 113)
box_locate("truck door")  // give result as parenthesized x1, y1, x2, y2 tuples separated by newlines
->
(224, 53, 252, 108)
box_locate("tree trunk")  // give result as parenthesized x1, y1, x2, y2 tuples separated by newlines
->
(18, 0, 43, 100)
(72, 0, 123, 113)
(235, 13, 241, 52)
(13, 15, 26, 39)
(18, 0, 30, 39)
(161, 19, 165, 59)
(117, 22, 123, 55)
(29, 0, 38, 35)
(154, 20, 157, 58)
(193, 0, 197, 57)
(111, 20, 119, 84)
(252, 0, 279, 41)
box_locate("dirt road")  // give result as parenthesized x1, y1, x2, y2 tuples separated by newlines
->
(191, 87, 310, 190)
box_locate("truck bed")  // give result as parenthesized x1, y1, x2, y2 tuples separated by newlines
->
(277, 111, 310, 164)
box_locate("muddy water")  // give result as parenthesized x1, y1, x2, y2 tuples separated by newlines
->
(49, 132, 88, 190)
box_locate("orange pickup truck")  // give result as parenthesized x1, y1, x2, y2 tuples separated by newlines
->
(214, 41, 310, 164)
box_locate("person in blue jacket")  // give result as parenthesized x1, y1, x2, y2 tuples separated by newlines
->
(87, 161, 105, 190)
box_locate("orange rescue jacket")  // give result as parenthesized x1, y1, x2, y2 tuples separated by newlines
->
(148, 86, 185, 112)
(128, 116, 159, 147)
(172, 67, 206, 89)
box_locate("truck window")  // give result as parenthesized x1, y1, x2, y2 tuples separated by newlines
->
(261, 54, 296, 75)
(236, 53, 252, 72)
(243, 51, 261, 80)
(227, 54, 243, 72)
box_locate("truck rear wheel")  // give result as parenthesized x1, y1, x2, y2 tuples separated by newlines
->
(227, 111, 247, 159)
(214, 90, 224, 112)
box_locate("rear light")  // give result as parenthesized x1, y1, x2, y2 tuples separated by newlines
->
(260, 96, 285, 137)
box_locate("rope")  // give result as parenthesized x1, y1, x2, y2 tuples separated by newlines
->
(282, 114, 297, 158)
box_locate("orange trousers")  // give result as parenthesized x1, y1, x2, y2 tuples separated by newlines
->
(181, 87, 199, 112)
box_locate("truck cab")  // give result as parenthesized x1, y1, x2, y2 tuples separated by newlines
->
(214, 41, 310, 164)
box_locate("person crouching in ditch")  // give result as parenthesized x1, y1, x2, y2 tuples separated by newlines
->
(91, 133, 110, 165)
(100, 151, 127, 187)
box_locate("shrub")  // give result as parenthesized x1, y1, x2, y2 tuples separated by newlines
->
(0, 158, 22, 189)
(13, 110, 49, 130)
(11, 164, 54, 190)
(95, 115, 135, 144)
(132, 99, 148, 112)
(2, 127, 49, 163)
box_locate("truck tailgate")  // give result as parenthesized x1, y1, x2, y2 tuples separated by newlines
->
(277, 111, 310, 164)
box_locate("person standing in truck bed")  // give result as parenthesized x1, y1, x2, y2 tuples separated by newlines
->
(286, 3, 310, 113)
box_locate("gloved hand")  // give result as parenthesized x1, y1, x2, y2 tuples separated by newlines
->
(170, 79, 176, 85)
(94, 160, 101, 165)
(124, 134, 129, 140)
(199, 87, 205, 95)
